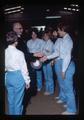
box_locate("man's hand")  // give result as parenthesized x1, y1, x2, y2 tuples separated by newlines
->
(33, 52, 44, 58)
(50, 60, 55, 66)
(62, 72, 65, 80)
(40, 56, 48, 62)
(26, 83, 30, 89)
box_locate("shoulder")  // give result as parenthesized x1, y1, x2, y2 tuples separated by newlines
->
(37, 38, 44, 43)
(5, 47, 8, 52)
(65, 34, 73, 41)
(64, 35, 73, 47)
(37, 38, 42, 41)
(27, 39, 32, 44)
(16, 49, 24, 57)
(66, 36, 73, 44)
(49, 39, 53, 44)
(55, 38, 61, 44)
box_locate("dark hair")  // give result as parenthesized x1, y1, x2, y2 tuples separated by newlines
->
(31, 28, 39, 36)
(42, 30, 49, 36)
(52, 27, 58, 32)
(6, 31, 18, 44)
(57, 22, 70, 33)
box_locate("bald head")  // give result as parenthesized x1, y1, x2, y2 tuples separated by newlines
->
(13, 22, 23, 37)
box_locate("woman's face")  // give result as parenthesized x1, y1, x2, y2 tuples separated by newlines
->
(57, 28, 64, 37)
(52, 31, 58, 37)
(43, 33, 49, 41)
(31, 32, 37, 40)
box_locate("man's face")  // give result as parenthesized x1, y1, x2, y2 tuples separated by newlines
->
(13, 23, 23, 36)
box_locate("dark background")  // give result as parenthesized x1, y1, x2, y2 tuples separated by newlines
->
(0, 0, 83, 119)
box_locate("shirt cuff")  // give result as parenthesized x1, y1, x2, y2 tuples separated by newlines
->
(47, 56, 51, 60)
(25, 79, 31, 85)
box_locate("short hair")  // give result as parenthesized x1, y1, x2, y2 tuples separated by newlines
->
(31, 28, 39, 36)
(52, 27, 58, 32)
(13, 22, 22, 28)
(42, 30, 50, 36)
(57, 22, 70, 33)
(6, 31, 18, 44)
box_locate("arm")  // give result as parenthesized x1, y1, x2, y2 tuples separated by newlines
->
(62, 39, 73, 73)
(20, 52, 31, 88)
(47, 50, 59, 60)
(47, 39, 60, 59)
(61, 38, 73, 79)
(40, 39, 60, 62)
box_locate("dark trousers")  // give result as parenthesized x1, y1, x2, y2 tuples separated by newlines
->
(23, 64, 37, 114)
(73, 61, 79, 112)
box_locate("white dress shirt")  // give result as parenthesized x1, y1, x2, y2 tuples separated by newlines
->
(27, 38, 45, 53)
(5, 45, 31, 85)
(47, 34, 73, 73)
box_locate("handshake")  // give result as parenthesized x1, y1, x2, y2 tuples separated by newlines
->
(33, 52, 48, 62)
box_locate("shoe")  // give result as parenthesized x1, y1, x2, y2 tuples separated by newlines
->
(61, 111, 76, 115)
(37, 88, 41, 92)
(63, 104, 67, 108)
(44, 92, 51, 95)
(57, 100, 63, 103)
(55, 96, 60, 100)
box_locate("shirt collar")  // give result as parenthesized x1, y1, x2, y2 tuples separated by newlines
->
(63, 33, 69, 39)
(8, 45, 16, 49)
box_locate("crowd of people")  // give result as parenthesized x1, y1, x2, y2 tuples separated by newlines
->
(5, 22, 79, 115)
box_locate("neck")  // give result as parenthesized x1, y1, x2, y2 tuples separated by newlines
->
(12, 43, 17, 47)
(63, 32, 67, 37)
(32, 38, 37, 40)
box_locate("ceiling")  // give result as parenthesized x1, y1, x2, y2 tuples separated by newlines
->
(4, 3, 79, 30)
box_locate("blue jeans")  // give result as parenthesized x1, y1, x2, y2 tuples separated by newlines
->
(5, 70, 25, 115)
(55, 59, 66, 102)
(43, 62, 54, 94)
(36, 69, 42, 90)
(55, 59, 77, 112)
(63, 61, 77, 112)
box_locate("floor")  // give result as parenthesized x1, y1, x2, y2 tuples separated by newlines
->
(25, 85, 66, 115)
(5, 82, 66, 115)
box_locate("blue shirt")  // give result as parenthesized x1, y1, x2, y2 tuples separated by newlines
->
(42, 39, 54, 56)
(27, 38, 45, 53)
(47, 34, 73, 73)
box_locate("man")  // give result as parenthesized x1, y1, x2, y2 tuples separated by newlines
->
(40, 23, 77, 115)
(13, 22, 37, 114)
(13, 22, 28, 61)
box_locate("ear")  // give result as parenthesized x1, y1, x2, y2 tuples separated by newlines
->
(62, 28, 64, 32)
(15, 41, 18, 46)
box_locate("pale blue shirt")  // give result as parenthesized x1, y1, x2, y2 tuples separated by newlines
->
(47, 34, 73, 73)
(42, 39, 54, 56)
(27, 38, 45, 53)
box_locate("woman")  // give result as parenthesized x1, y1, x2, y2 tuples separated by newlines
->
(42, 31, 54, 95)
(5, 31, 31, 115)
(40, 23, 77, 115)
